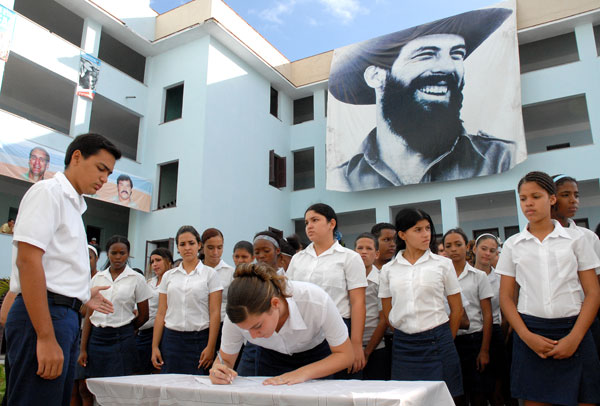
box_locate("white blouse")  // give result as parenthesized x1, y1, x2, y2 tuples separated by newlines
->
(485, 268, 501, 325)
(496, 220, 600, 318)
(90, 266, 153, 328)
(212, 260, 235, 321)
(379, 250, 461, 334)
(220, 281, 348, 355)
(139, 276, 159, 331)
(286, 241, 367, 318)
(567, 218, 600, 275)
(456, 264, 494, 336)
(364, 267, 385, 350)
(158, 262, 223, 331)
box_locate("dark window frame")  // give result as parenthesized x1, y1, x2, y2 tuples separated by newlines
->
(293, 95, 314, 125)
(157, 161, 179, 210)
(163, 83, 184, 123)
(270, 86, 278, 118)
(269, 150, 286, 189)
(293, 147, 315, 191)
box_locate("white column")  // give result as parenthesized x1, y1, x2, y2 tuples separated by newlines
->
(69, 18, 102, 136)
(440, 197, 458, 233)
(574, 23, 596, 61)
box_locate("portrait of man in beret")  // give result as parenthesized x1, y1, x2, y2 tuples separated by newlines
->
(327, 6, 523, 192)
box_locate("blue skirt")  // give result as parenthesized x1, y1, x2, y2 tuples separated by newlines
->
(256, 340, 332, 377)
(236, 342, 258, 376)
(135, 328, 156, 374)
(511, 314, 600, 405)
(455, 331, 493, 395)
(85, 323, 138, 378)
(161, 327, 210, 375)
(392, 322, 463, 397)
(334, 318, 361, 379)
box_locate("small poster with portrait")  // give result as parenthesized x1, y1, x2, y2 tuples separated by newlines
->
(77, 52, 101, 100)
(326, 0, 525, 192)
(0, 5, 16, 62)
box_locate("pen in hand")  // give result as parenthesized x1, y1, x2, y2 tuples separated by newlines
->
(217, 351, 235, 384)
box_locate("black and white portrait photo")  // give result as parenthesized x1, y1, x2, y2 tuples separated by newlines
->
(77, 52, 101, 100)
(326, 0, 526, 192)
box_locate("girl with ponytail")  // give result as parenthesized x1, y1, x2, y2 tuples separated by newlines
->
(209, 263, 354, 385)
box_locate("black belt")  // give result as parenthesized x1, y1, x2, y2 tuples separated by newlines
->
(47, 291, 82, 311)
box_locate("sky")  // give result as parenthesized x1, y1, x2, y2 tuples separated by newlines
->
(150, 0, 504, 61)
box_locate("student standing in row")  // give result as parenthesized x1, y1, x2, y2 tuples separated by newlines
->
(232, 241, 254, 267)
(379, 208, 464, 401)
(202, 228, 235, 327)
(209, 263, 353, 384)
(136, 247, 173, 374)
(287, 203, 367, 376)
(6, 134, 118, 406)
(551, 174, 600, 357)
(498, 171, 600, 406)
(371, 223, 396, 271)
(354, 233, 389, 380)
(473, 234, 512, 406)
(78, 235, 151, 386)
(151, 226, 223, 375)
(444, 228, 494, 406)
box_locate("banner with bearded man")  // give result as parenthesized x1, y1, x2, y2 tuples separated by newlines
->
(326, 0, 525, 192)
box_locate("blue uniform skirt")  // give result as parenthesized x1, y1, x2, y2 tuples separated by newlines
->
(334, 318, 362, 379)
(135, 328, 156, 374)
(256, 340, 332, 377)
(237, 342, 258, 376)
(455, 331, 493, 395)
(511, 314, 600, 405)
(161, 327, 210, 375)
(391, 322, 463, 397)
(85, 323, 138, 378)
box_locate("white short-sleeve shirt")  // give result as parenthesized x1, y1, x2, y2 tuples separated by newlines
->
(90, 266, 153, 328)
(158, 262, 223, 331)
(456, 264, 494, 336)
(212, 260, 235, 321)
(286, 241, 367, 318)
(139, 276, 160, 330)
(364, 267, 385, 350)
(568, 219, 600, 275)
(485, 268, 501, 325)
(379, 250, 462, 334)
(10, 172, 91, 302)
(220, 281, 348, 355)
(496, 220, 600, 318)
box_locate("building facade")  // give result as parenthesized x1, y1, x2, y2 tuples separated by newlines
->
(0, 0, 599, 274)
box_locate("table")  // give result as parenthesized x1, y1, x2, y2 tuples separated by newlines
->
(87, 374, 454, 406)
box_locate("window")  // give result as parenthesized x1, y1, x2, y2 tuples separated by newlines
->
(89, 94, 141, 160)
(98, 32, 146, 82)
(519, 32, 579, 74)
(324, 91, 328, 117)
(546, 142, 570, 151)
(270, 87, 278, 118)
(293, 95, 314, 125)
(473, 228, 499, 240)
(269, 150, 286, 188)
(14, 0, 83, 47)
(157, 161, 178, 209)
(145, 238, 174, 273)
(594, 25, 600, 56)
(504, 225, 520, 239)
(293, 148, 315, 190)
(523, 94, 592, 154)
(0, 53, 75, 134)
(163, 84, 184, 123)
(574, 218, 589, 229)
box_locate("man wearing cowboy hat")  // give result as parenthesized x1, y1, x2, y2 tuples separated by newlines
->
(328, 7, 516, 191)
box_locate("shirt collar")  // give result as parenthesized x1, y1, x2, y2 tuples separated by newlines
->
(304, 241, 344, 258)
(514, 219, 572, 244)
(393, 249, 434, 266)
(367, 267, 379, 284)
(54, 172, 87, 214)
(283, 296, 307, 331)
(457, 263, 477, 280)
(174, 261, 203, 275)
(99, 265, 136, 283)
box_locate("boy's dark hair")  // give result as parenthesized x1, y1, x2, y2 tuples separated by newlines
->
(371, 222, 395, 238)
(285, 234, 303, 251)
(233, 240, 254, 255)
(117, 174, 133, 187)
(64, 133, 121, 168)
(280, 239, 296, 256)
(355, 232, 379, 250)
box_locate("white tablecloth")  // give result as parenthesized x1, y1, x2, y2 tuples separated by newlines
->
(87, 374, 454, 406)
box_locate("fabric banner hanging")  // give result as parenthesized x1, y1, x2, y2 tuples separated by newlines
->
(0, 137, 153, 212)
(77, 52, 101, 100)
(0, 5, 16, 62)
(326, 0, 526, 192)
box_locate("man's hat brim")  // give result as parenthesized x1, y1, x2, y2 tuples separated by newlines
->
(328, 7, 512, 105)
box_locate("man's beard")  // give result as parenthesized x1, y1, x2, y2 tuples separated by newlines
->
(381, 73, 464, 160)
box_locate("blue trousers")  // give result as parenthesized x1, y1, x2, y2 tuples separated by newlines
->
(5, 295, 80, 406)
